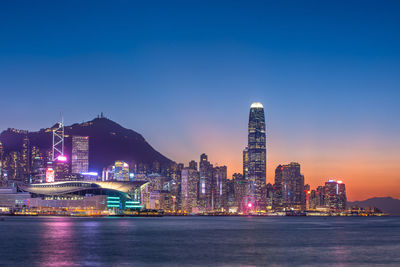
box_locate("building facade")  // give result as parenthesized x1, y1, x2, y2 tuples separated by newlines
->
(114, 161, 129, 181)
(246, 102, 267, 208)
(213, 166, 227, 211)
(324, 179, 347, 211)
(274, 162, 305, 210)
(233, 173, 247, 210)
(181, 167, 199, 213)
(198, 153, 213, 210)
(71, 136, 89, 174)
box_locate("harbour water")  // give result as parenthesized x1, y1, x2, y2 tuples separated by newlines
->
(0, 216, 399, 266)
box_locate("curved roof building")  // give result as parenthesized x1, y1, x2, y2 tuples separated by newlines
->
(17, 181, 146, 200)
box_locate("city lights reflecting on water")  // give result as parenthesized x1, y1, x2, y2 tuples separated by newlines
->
(37, 219, 77, 266)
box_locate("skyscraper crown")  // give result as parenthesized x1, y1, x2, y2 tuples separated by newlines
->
(250, 102, 263, 108)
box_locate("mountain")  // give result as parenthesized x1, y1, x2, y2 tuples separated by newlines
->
(0, 117, 173, 173)
(348, 197, 400, 216)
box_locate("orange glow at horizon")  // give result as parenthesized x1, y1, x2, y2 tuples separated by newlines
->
(161, 119, 400, 202)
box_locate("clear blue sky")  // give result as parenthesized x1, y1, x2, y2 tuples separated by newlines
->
(1, 0, 399, 199)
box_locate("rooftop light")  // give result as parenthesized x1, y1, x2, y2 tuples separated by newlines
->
(250, 102, 263, 108)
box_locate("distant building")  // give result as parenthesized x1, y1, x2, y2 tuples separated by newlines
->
(21, 136, 30, 179)
(274, 162, 305, 210)
(71, 136, 89, 174)
(313, 185, 326, 209)
(337, 181, 347, 210)
(5, 151, 23, 181)
(265, 183, 274, 209)
(189, 160, 198, 171)
(273, 166, 283, 209)
(149, 190, 174, 211)
(181, 167, 199, 213)
(45, 162, 55, 183)
(198, 153, 213, 210)
(54, 156, 70, 181)
(233, 173, 247, 210)
(114, 161, 129, 181)
(30, 146, 44, 182)
(213, 166, 228, 211)
(163, 179, 179, 212)
(324, 179, 347, 211)
(226, 179, 235, 210)
(304, 184, 311, 210)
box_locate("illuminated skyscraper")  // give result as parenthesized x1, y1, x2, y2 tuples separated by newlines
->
(273, 165, 283, 209)
(242, 146, 249, 180)
(233, 173, 247, 209)
(21, 136, 30, 178)
(30, 146, 40, 170)
(54, 156, 70, 181)
(324, 179, 347, 211)
(6, 151, 23, 181)
(213, 166, 227, 211)
(114, 161, 129, 181)
(246, 102, 266, 208)
(199, 153, 213, 210)
(45, 165, 55, 183)
(337, 181, 347, 210)
(274, 162, 305, 210)
(71, 136, 89, 174)
(181, 167, 199, 213)
(265, 183, 274, 209)
(315, 186, 325, 208)
(52, 121, 64, 161)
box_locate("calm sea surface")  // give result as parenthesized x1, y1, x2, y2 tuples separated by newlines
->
(0, 216, 399, 266)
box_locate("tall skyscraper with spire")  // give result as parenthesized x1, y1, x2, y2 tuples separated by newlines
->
(246, 102, 266, 208)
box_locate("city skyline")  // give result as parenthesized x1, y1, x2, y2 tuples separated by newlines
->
(1, 1, 400, 201)
(0, 107, 396, 203)
(1, 2, 399, 266)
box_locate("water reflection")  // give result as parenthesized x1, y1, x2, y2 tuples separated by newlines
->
(1, 217, 396, 266)
(36, 218, 78, 267)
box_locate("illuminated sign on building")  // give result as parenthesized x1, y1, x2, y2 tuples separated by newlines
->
(82, 172, 98, 176)
(57, 155, 67, 162)
(46, 168, 55, 183)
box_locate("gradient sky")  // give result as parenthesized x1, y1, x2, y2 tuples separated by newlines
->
(1, 1, 399, 201)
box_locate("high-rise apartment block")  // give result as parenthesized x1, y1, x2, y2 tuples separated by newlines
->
(324, 179, 347, 211)
(114, 161, 129, 181)
(71, 136, 89, 174)
(181, 167, 199, 213)
(274, 162, 305, 210)
(199, 153, 213, 210)
(213, 166, 227, 211)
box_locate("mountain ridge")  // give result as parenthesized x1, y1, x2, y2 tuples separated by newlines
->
(348, 197, 400, 216)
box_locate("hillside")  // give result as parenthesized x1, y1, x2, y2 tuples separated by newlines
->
(0, 117, 173, 172)
(349, 197, 400, 216)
